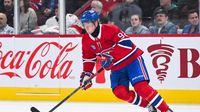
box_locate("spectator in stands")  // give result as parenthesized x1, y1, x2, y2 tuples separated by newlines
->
(0, 0, 3, 10)
(91, 0, 108, 24)
(125, 14, 150, 34)
(32, 13, 85, 35)
(149, 7, 177, 34)
(108, 0, 142, 31)
(37, 0, 58, 26)
(19, 0, 38, 34)
(30, 0, 42, 11)
(154, 0, 179, 26)
(182, 9, 199, 34)
(42, 0, 58, 16)
(45, 6, 58, 27)
(177, 0, 189, 29)
(0, 0, 14, 27)
(177, 0, 198, 11)
(177, 0, 198, 29)
(40, 6, 59, 34)
(138, 0, 159, 27)
(31, 6, 58, 35)
(65, 0, 88, 14)
(0, 13, 14, 34)
(66, 13, 85, 34)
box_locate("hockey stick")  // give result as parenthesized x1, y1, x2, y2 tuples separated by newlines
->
(30, 67, 104, 112)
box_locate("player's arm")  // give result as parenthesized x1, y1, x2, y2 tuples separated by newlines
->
(80, 39, 96, 90)
(82, 46, 96, 73)
(99, 25, 134, 70)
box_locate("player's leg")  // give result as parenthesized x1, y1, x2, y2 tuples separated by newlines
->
(110, 68, 149, 108)
(128, 56, 173, 112)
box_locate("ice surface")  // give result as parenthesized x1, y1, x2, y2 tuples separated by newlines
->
(0, 101, 199, 112)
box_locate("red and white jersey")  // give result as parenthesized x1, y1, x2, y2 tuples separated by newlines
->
(82, 24, 143, 72)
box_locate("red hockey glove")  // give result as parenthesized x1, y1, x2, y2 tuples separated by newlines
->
(80, 72, 94, 90)
(101, 53, 113, 70)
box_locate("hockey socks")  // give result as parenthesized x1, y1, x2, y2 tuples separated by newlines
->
(113, 85, 149, 108)
(134, 81, 169, 112)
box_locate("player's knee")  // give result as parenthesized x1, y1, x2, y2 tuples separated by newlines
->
(134, 81, 156, 100)
(134, 81, 149, 93)
(113, 85, 134, 103)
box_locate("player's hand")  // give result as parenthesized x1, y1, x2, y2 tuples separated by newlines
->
(101, 53, 113, 70)
(80, 72, 93, 90)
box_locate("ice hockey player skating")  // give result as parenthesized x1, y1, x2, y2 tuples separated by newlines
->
(79, 9, 173, 112)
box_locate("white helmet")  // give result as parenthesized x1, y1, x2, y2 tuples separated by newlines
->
(66, 13, 79, 28)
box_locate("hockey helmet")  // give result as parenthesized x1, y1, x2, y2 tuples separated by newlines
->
(66, 13, 79, 28)
(80, 10, 99, 23)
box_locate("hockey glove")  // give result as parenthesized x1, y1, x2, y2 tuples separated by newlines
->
(80, 72, 94, 90)
(101, 53, 113, 70)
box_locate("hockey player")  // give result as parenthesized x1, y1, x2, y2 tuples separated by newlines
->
(79, 9, 173, 112)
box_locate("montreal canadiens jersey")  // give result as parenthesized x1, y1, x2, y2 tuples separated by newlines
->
(82, 24, 143, 72)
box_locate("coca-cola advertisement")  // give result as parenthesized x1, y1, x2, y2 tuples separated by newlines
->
(0, 36, 83, 88)
(0, 36, 200, 90)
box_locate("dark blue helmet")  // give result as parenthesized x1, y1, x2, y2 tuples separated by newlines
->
(80, 10, 99, 23)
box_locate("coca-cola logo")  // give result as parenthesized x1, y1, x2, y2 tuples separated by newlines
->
(0, 41, 78, 79)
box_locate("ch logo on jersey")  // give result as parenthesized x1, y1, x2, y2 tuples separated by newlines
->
(91, 44, 96, 50)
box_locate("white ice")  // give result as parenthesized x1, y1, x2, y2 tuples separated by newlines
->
(0, 101, 200, 112)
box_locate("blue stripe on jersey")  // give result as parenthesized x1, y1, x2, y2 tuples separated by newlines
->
(118, 39, 133, 48)
(133, 95, 140, 105)
(152, 95, 162, 107)
(83, 58, 97, 63)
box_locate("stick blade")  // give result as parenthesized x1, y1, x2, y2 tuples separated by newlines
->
(30, 107, 40, 112)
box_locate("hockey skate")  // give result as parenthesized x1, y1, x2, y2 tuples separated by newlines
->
(148, 105, 157, 112)
(148, 107, 173, 112)
(166, 108, 173, 112)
